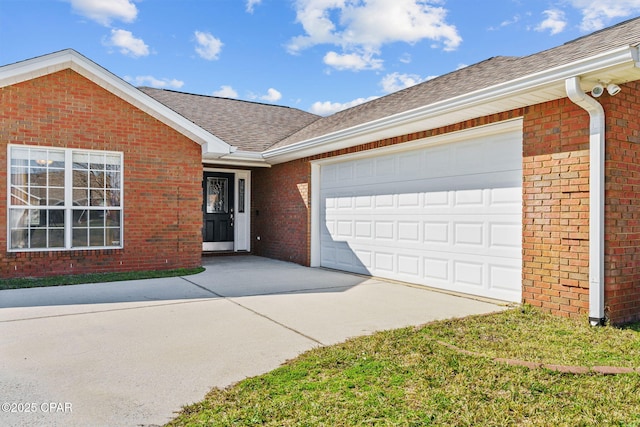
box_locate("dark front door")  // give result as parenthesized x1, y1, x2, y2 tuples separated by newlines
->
(203, 172, 234, 251)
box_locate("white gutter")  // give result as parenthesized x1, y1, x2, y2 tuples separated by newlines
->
(565, 76, 606, 326)
(264, 46, 639, 163)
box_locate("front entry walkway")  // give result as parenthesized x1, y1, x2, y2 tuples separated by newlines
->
(0, 256, 509, 427)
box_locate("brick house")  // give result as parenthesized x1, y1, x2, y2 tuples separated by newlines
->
(2, 18, 640, 324)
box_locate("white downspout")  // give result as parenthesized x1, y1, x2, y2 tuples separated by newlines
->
(565, 76, 606, 326)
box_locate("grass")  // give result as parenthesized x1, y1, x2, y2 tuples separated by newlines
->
(0, 266, 205, 290)
(167, 306, 640, 426)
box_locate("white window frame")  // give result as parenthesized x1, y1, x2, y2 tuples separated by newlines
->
(7, 145, 124, 252)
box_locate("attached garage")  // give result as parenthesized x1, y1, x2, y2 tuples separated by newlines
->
(314, 121, 523, 302)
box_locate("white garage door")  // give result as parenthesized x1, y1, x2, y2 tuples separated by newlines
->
(319, 125, 522, 302)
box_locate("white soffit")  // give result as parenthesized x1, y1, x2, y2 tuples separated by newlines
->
(264, 46, 640, 164)
(0, 49, 233, 158)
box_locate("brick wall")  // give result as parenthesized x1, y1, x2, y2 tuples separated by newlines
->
(601, 81, 640, 324)
(252, 160, 311, 265)
(521, 98, 592, 319)
(0, 69, 203, 278)
(522, 86, 640, 324)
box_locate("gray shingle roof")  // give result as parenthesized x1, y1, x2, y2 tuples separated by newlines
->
(271, 16, 640, 150)
(141, 17, 640, 154)
(139, 87, 320, 152)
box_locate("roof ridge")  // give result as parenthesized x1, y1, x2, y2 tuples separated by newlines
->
(138, 86, 314, 112)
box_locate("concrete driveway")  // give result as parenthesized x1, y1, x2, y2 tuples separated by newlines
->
(0, 256, 509, 427)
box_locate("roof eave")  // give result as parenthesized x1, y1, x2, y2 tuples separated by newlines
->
(202, 150, 271, 168)
(263, 45, 640, 165)
(0, 49, 233, 158)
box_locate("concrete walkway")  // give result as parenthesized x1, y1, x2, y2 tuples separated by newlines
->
(0, 256, 509, 427)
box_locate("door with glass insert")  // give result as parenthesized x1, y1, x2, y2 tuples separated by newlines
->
(203, 172, 234, 251)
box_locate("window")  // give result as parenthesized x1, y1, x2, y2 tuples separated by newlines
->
(8, 146, 123, 251)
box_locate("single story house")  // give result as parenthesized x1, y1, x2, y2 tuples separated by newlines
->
(2, 18, 640, 324)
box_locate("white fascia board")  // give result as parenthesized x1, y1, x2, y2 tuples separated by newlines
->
(0, 49, 232, 158)
(263, 45, 640, 164)
(311, 118, 523, 166)
(202, 150, 271, 168)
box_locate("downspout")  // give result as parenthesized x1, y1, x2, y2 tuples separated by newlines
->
(565, 77, 606, 326)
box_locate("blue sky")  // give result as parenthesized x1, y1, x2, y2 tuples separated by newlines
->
(2, 1, 640, 115)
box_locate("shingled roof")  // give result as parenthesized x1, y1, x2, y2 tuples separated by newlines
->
(139, 87, 320, 152)
(271, 16, 640, 150)
(139, 17, 640, 157)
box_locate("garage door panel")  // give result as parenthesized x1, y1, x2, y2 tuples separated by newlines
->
(399, 152, 422, 173)
(375, 157, 397, 177)
(398, 254, 420, 277)
(355, 159, 374, 179)
(355, 221, 372, 238)
(355, 195, 373, 208)
(374, 194, 395, 208)
(324, 216, 520, 255)
(398, 221, 421, 242)
(321, 241, 521, 301)
(374, 252, 395, 272)
(322, 133, 519, 187)
(489, 222, 522, 251)
(320, 127, 522, 302)
(336, 220, 353, 238)
(454, 189, 484, 206)
(398, 192, 420, 207)
(490, 186, 521, 206)
(454, 260, 484, 287)
(490, 264, 522, 292)
(424, 257, 449, 281)
(326, 190, 519, 217)
(454, 222, 484, 246)
(354, 249, 372, 270)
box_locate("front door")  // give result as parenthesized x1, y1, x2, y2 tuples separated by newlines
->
(203, 172, 234, 251)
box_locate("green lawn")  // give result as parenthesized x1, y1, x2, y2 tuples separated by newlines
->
(0, 267, 205, 290)
(168, 306, 640, 426)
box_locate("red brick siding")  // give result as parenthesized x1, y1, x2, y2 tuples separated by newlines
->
(521, 98, 592, 319)
(600, 81, 640, 324)
(522, 87, 640, 324)
(252, 160, 311, 265)
(522, 149, 591, 318)
(0, 69, 203, 278)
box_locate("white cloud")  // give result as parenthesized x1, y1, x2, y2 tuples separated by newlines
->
(260, 88, 282, 102)
(194, 31, 223, 60)
(105, 29, 149, 57)
(125, 75, 184, 89)
(535, 9, 567, 35)
(213, 85, 239, 98)
(287, 0, 461, 71)
(570, 0, 640, 31)
(246, 0, 262, 13)
(323, 50, 383, 71)
(488, 14, 521, 31)
(68, 0, 137, 26)
(309, 96, 379, 116)
(380, 72, 424, 93)
(399, 53, 412, 64)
